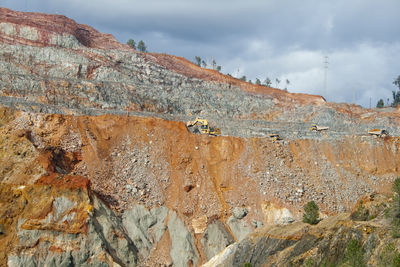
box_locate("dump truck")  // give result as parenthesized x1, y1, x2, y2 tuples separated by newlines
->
(368, 129, 388, 137)
(186, 117, 221, 136)
(309, 124, 329, 131)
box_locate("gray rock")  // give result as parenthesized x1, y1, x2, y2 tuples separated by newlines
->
(232, 207, 248, 219)
(227, 216, 253, 241)
(122, 204, 168, 259)
(0, 223, 5, 234)
(168, 210, 198, 267)
(201, 220, 234, 260)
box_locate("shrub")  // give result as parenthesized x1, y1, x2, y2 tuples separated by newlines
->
(344, 239, 365, 267)
(350, 202, 369, 221)
(303, 201, 319, 225)
(393, 252, 400, 267)
(393, 178, 400, 196)
(302, 258, 316, 267)
(379, 243, 398, 267)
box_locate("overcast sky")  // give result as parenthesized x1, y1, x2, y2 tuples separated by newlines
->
(2, 0, 400, 107)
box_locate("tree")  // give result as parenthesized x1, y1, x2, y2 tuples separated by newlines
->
(275, 78, 281, 88)
(392, 75, 400, 107)
(376, 99, 384, 108)
(264, 77, 272, 87)
(201, 60, 207, 68)
(212, 59, 216, 69)
(392, 91, 400, 107)
(240, 75, 247, 81)
(285, 79, 290, 90)
(216, 65, 222, 72)
(127, 39, 136, 49)
(255, 78, 261, 85)
(194, 56, 201, 66)
(303, 201, 319, 225)
(137, 40, 147, 52)
(394, 75, 400, 91)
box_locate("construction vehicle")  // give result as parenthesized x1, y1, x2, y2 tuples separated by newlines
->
(269, 134, 282, 141)
(368, 129, 388, 137)
(309, 124, 329, 132)
(186, 117, 221, 136)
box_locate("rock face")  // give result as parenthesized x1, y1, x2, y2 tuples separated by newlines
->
(201, 221, 234, 260)
(203, 199, 396, 267)
(0, 7, 129, 50)
(2, 7, 400, 267)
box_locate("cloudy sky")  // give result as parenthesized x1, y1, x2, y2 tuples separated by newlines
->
(2, 0, 400, 107)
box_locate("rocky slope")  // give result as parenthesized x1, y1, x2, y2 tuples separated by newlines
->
(1, 7, 400, 267)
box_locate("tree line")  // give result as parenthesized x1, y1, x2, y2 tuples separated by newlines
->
(376, 75, 400, 108)
(193, 56, 290, 90)
(127, 39, 147, 52)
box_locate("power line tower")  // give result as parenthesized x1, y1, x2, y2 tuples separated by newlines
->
(323, 56, 328, 99)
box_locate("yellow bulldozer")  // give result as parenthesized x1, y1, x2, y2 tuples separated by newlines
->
(186, 117, 221, 136)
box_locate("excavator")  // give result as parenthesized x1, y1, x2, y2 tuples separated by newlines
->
(186, 117, 221, 136)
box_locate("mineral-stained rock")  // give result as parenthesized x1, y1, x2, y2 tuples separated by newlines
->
(262, 201, 294, 225)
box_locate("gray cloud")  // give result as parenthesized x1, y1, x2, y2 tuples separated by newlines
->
(2, 0, 400, 107)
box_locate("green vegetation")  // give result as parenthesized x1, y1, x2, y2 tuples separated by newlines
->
(126, 39, 136, 49)
(392, 178, 400, 238)
(242, 263, 252, 267)
(350, 201, 369, 221)
(391, 75, 400, 107)
(275, 78, 281, 88)
(378, 242, 400, 267)
(285, 79, 290, 91)
(377, 99, 385, 108)
(194, 56, 201, 66)
(193, 56, 222, 71)
(137, 40, 147, 52)
(303, 201, 319, 225)
(302, 258, 316, 267)
(344, 239, 365, 267)
(264, 77, 272, 87)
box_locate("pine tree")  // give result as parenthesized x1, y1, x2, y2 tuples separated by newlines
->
(303, 201, 319, 225)
(194, 56, 201, 66)
(137, 40, 147, 52)
(127, 39, 136, 49)
(376, 99, 384, 108)
(264, 77, 272, 87)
